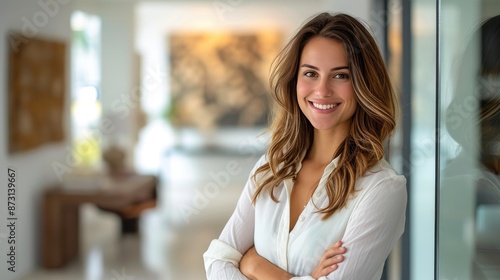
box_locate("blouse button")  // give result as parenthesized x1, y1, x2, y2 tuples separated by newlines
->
(300, 215, 305, 221)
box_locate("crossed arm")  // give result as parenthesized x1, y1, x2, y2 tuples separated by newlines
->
(240, 242, 346, 280)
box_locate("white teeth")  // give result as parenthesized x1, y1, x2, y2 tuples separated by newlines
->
(312, 102, 338, 110)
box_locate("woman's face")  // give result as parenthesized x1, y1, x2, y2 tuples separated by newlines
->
(296, 37, 357, 135)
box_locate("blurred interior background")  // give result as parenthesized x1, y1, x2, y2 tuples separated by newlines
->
(0, 0, 499, 279)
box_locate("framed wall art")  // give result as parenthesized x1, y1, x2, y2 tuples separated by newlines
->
(8, 33, 66, 153)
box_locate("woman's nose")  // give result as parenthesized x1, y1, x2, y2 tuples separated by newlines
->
(316, 78, 333, 97)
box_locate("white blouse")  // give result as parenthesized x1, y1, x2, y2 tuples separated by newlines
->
(204, 154, 407, 280)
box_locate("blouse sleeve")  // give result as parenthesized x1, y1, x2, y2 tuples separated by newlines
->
(292, 175, 407, 280)
(203, 155, 266, 279)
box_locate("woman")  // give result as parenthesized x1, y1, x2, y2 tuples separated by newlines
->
(204, 12, 407, 279)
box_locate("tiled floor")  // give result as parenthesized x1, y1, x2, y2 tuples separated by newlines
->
(23, 194, 236, 280)
(22, 204, 162, 280)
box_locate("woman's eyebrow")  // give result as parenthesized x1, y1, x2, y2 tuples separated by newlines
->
(300, 64, 349, 71)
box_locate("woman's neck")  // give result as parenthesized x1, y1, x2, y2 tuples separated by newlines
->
(307, 129, 349, 165)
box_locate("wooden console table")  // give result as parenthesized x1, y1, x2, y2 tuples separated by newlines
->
(42, 174, 157, 268)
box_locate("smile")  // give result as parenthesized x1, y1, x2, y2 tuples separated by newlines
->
(312, 102, 340, 110)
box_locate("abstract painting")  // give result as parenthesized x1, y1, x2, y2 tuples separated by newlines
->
(168, 31, 282, 129)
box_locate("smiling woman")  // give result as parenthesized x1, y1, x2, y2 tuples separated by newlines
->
(204, 12, 406, 280)
(296, 37, 357, 137)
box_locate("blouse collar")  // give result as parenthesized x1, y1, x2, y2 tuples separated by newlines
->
(294, 153, 341, 182)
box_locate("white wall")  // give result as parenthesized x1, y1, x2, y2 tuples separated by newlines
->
(0, 0, 74, 279)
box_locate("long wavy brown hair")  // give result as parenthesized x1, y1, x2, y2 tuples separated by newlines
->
(252, 13, 399, 219)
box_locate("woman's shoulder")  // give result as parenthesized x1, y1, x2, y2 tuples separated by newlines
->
(356, 159, 407, 193)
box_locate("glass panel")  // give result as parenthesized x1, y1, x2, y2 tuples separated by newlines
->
(410, 0, 438, 279)
(438, 0, 500, 279)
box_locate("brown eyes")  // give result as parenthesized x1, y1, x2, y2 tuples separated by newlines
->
(334, 73, 349, 80)
(304, 71, 317, 78)
(302, 72, 349, 80)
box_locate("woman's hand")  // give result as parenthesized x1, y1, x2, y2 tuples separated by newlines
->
(310, 241, 346, 279)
